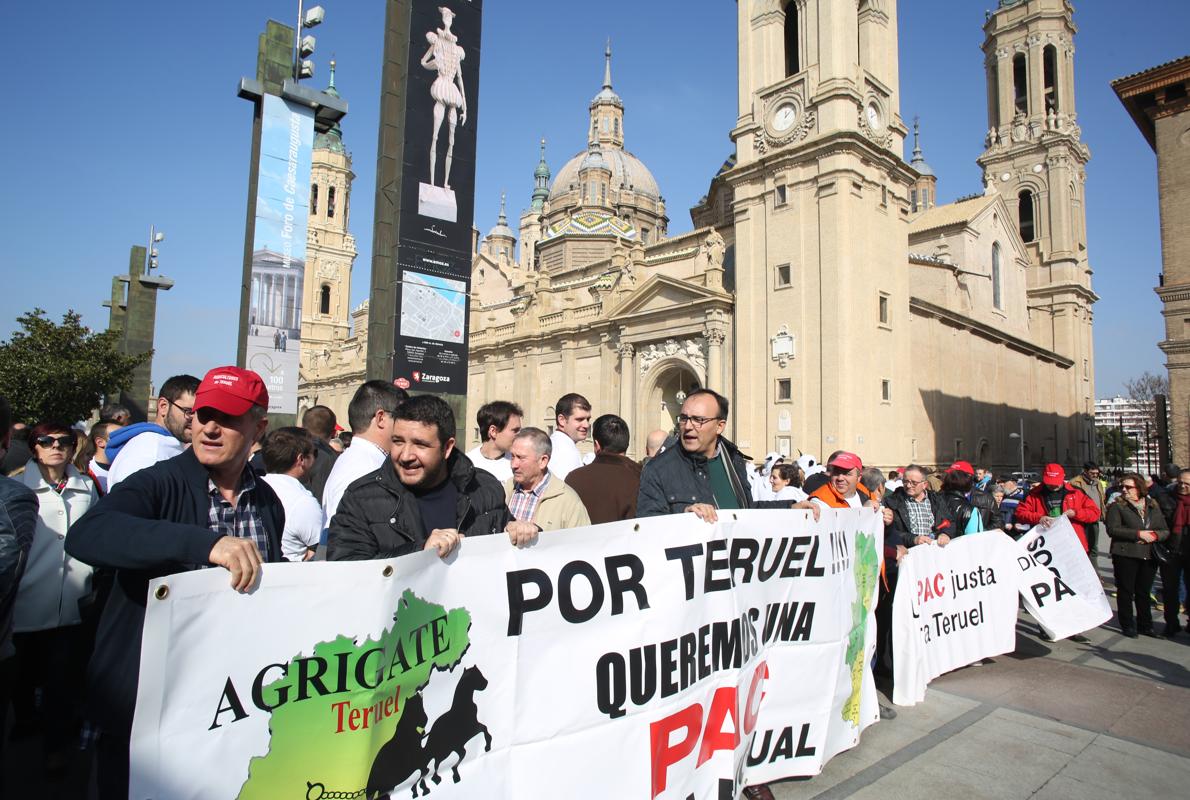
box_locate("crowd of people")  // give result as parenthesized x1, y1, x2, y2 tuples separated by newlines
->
(1, 369, 1188, 800)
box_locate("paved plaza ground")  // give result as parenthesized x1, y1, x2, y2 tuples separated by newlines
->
(5, 556, 1189, 798)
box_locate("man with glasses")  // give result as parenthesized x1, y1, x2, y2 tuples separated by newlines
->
(637, 389, 811, 522)
(885, 464, 955, 551)
(105, 374, 200, 489)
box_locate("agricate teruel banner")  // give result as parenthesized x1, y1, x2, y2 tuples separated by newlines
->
(130, 509, 883, 799)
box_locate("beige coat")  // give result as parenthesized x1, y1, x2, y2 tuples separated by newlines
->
(504, 474, 591, 532)
(15, 462, 97, 632)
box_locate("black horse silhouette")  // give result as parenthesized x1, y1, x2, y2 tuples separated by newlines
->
(365, 666, 491, 798)
(424, 666, 492, 786)
(366, 693, 429, 800)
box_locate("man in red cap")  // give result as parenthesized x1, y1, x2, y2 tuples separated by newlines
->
(942, 460, 1003, 533)
(67, 366, 286, 800)
(1014, 462, 1101, 553)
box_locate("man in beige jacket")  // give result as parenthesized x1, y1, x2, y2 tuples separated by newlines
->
(504, 428, 591, 532)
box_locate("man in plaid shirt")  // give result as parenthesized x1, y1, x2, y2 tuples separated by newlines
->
(68, 366, 286, 800)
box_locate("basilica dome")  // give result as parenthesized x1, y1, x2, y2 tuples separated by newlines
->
(549, 146, 661, 201)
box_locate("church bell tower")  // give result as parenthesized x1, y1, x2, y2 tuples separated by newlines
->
(722, 0, 916, 463)
(977, 0, 1096, 453)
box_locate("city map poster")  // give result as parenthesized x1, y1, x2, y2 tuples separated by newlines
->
(245, 93, 314, 413)
(130, 510, 883, 799)
(393, 245, 470, 393)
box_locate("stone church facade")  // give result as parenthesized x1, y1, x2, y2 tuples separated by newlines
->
(302, 1, 1097, 470)
(466, 0, 1096, 468)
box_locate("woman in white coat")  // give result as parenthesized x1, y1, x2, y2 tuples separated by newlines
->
(12, 421, 97, 769)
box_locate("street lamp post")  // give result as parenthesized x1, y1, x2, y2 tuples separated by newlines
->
(1009, 417, 1025, 477)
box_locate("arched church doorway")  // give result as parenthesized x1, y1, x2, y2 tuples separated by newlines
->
(645, 363, 701, 434)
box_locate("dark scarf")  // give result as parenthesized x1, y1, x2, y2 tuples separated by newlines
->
(1174, 492, 1190, 534)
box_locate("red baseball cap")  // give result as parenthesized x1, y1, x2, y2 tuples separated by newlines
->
(194, 367, 269, 416)
(828, 452, 863, 471)
(1042, 463, 1065, 487)
(949, 460, 975, 475)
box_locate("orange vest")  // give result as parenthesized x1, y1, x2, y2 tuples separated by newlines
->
(808, 481, 875, 508)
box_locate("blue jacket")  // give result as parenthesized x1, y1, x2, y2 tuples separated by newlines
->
(66, 448, 285, 732)
(0, 475, 38, 659)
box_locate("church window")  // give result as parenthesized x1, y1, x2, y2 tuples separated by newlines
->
(600, 183, 606, 204)
(989, 67, 1001, 129)
(992, 243, 1003, 309)
(775, 263, 791, 288)
(601, 117, 609, 133)
(311, 184, 319, 215)
(881, 379, 892, 403)
(910, 189, 918, 213)
(878, 293, 890, 325)
(1013, 53, 1028, 115)
(1018, 189, 1036, 242)
(328, 186, 337, 219)
(641, 226, 650, 244)
(1043, 45, 1059, 112)
(775, 184, 787, 206)
(784, 2, 801, 77)
(320, 284, 331, 315)
(776, 378, 792, 402)
(614, 118, 620, 137)
(921, 188, 930, 209)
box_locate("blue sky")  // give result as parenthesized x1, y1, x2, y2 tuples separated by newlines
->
(3, 1, 1186, 398)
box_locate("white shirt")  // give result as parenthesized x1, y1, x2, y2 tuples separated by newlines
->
(107, 432, 185, 489)
(811, 493, 863, 510)
(466, 445, 512, 482)
(322, 437, 389, 525)
(548, 430, 584, 480)
(87, 457, 111, 494)
(774, 485, 808, 503)
(262, 473, 324, 561)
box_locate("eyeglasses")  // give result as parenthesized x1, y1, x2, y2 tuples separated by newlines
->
(167, 398, 195, 419)
(1122, 484, 1138, 491)
(902, 479, 927, 487)
(676, 414, 722, 428)
(35, 435, 74, 449)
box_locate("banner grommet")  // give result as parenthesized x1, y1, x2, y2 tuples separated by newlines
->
(382, 565, 394, 578)
(154, 584, 169, 600)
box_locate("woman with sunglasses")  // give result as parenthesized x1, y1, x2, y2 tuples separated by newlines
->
(1105, 472, 1168, 638)
(11, 420, 97, 771)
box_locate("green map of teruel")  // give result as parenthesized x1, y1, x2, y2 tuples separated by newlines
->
(237, 590, 471, 799)
(842, 531, 879, 726)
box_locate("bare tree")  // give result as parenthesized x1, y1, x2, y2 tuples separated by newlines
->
(1124, 370, 1169, 402)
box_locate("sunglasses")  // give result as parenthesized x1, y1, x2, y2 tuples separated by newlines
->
(35, 435, 74, 449)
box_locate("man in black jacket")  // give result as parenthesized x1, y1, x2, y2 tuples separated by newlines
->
(637, 389, 814, 526)
(67, 367, 286, 800)
(328, 395, 533, 560)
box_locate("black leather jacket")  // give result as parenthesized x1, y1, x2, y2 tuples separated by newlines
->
(328, 451, 510, 560)
(884, 487, 955, 547)
(637, 437, 790, 517)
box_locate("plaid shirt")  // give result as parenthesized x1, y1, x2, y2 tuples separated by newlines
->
(905, 494, 936, 539)
(207, 468, 272, 561)
(509, 472, 551, 523)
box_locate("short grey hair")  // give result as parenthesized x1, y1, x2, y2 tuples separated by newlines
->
(514, 427, 552, 458)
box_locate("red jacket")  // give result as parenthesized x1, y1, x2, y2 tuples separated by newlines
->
(1013, 482, 1101, 550)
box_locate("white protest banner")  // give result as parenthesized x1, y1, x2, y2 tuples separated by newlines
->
(1016, 517, 1112, 640)
(891, 532, 1020, 706)
(131, 509, 883, 800)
